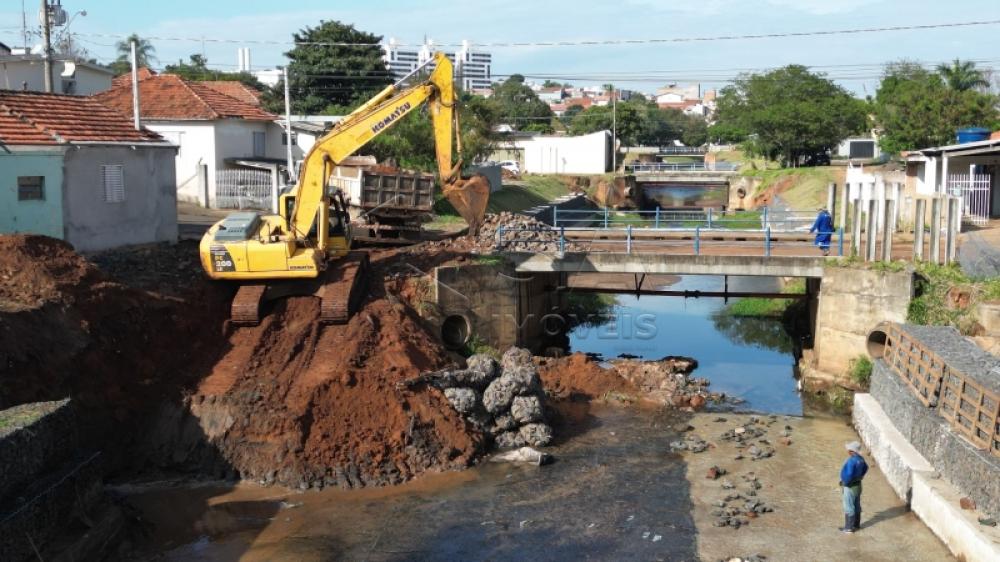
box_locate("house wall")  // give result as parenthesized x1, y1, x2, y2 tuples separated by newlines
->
(0, 59, 112, 95)
(146, 122, 217, 205)
(61, 145, 178, 251)
(509, 131, 611, 174)
(0, 148, 66, 239)
(215, 120, 286, 169)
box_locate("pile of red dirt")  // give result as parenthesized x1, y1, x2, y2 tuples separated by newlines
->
(0, 236, 229, 467)
(536, 353, 638, 401)
(154, 295, 484, 489)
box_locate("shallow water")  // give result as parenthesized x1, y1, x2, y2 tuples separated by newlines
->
(567, 275, 802, 415)
(130, 405, 701, 561)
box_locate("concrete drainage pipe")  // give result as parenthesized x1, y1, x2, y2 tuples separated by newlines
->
(867, 323, 890, 359)
(442, 314, 472, 349)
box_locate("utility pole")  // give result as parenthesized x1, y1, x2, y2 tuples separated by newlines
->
(283, 66, 295, 186)
(612, 86, 617, 171)
(41, 0, 53, 93)
(130, 41, 141, 130)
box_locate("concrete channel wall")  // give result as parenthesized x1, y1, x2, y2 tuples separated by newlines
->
(854, 327, 1000, 562)
(813, 267, 913, 378)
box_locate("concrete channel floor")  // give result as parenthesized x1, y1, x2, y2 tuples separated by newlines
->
(683, 412, 953, 561)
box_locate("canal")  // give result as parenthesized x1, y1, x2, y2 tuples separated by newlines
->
(125, 277, 812, 561)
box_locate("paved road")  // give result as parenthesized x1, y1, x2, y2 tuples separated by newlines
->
(958, 222, 1000, 278)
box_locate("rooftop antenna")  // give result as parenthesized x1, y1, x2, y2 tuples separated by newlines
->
(21, 0, 28, 48)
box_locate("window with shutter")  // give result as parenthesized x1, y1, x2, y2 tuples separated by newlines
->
(17, 176, 45, 201)
(102, 165, 125, 203)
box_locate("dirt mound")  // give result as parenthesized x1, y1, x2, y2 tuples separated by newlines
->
(0, 236, 228, 468)
(424, 212, 580, 254)
(0, 235, 101, 309)
(537, 353, 638, 400)
(156, 296, 484, 489)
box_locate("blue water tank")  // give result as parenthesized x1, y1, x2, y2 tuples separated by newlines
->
(956, 127, 991, 144)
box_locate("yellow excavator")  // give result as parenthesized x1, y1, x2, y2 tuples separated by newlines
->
(199, 52, 490, 325)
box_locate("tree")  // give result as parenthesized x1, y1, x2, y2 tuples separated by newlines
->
(266, 21, 391, 115)
(114, 33, 156, 69)
(873, 61, 999, 154)
(936, 59, 990, 92)
(541, 79, 562, 88)
(367, 92, 498, 171)
(490, 75, 554, 132)
(710, 65, 867, 164)
(164, 54, 267, 90)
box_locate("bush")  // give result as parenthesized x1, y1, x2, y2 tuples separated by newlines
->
(849, 355, 873, 389)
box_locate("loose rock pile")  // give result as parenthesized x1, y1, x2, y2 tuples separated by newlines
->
(409, 347, 554, 448)
(481, 212, 579, 253)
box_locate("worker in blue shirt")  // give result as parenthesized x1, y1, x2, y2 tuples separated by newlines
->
(810, 207, 834, 256)
(839, 441, 869, 533)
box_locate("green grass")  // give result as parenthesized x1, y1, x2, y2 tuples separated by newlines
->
(907, 261, 1000, 334)
(849, 355, 873, 389)
(724, 278, 806, 318)
(743, 167, 838, 212)
(428, 174, 575, 230)
(0, 407, 47, 431)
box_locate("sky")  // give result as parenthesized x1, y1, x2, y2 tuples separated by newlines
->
(2, 0, 1000, 95)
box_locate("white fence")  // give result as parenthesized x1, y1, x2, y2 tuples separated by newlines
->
(215, 169, 273, 210)
(948, 173, 991, 227)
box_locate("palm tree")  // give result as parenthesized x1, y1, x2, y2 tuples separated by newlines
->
(115, 34, 157, 67)
(936, 59, 990, 92)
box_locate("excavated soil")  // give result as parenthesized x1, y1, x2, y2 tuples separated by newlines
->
(537, 353, 639, 401)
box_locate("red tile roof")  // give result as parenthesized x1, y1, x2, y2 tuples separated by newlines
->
(111, 67, 157, 88)
(94, 74, 275, 121)
(200, 81, 262, 105)
(0, 90, 163, 145)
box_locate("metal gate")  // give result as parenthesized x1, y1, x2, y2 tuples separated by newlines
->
(216, 169, 272, 210)
(949, 173, 991, 227)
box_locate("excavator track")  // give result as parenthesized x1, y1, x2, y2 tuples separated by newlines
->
(231, 284, 267, 326)
(319, 251, 370, 324)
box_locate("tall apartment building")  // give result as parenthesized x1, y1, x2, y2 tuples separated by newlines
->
(381, 38, 492, 91)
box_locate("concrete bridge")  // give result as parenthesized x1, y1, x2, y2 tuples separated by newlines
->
(506, 252, 826, 278)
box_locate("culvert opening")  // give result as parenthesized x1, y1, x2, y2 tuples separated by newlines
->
(442, 315, 471, 349)
(867, 329, 888, 359)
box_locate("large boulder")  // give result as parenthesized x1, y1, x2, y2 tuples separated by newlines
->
(504, 364, 541, 396)
(482, 376, 519, 414)
(490, 414, 516, 435)
(495, 430, 526, 449)
(443, 387, 479, 414)
(519, 423, 553, 447)
(501, 347, 533, 372)
(467, 354, 499, 384)
(510, 395, 543, 424)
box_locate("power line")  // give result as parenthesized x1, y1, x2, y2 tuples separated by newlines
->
(2, 18, 1000, 49)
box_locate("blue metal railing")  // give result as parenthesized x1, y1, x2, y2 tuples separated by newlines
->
(625, 162, 740, 173)
(495, 224, 845, 257)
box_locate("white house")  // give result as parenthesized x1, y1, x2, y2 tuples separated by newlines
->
(492, 131, 613, 175)
(0, 90, 177, 251)
(0, 48, 114, 95)
(904, 136, 1000, 227)
(94, 71, 287, 208)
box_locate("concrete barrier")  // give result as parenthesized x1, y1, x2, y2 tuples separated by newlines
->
(911, 472, 1000, 562)
(853, 393, 933, 502)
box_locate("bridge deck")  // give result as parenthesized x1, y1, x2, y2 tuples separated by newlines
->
(506, 252, 829, 277)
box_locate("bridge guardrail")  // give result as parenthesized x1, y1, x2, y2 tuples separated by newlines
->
(495, 224, 844, 257)
(624, 162, 740, 173)
(553, 207, 818, 233)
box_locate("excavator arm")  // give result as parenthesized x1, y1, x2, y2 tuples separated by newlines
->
(287, 52, 489, 242)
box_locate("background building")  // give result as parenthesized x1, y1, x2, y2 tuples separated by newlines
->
(382, 38, 492, 90)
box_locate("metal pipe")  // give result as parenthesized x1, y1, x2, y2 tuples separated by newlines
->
(131, 41, 141, 130)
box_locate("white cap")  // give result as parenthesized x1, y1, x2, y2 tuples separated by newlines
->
(846, 441, 862, 453)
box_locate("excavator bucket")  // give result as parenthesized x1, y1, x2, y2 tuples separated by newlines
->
(442, 174, 490, 236)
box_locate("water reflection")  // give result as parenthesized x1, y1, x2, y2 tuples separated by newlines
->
(566, 276, 802, 415)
